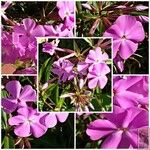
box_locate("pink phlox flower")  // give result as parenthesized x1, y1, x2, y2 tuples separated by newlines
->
(87, 63, 110, 89)
(52, 59, 75, 82)
(85, 47, 109, 64)
(8, 107, 47, 138)
(2, 80, 36, 113)
(104, 15, 145, 59)
(57, 1, 74, 30)
(86, 107, 148, 148)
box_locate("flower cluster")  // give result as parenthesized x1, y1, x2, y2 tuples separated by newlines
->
(1, 1, 75, 74)
(2, 80, 68, 138)
(86, 76, 148, 148)
(41, 39, 111, 112)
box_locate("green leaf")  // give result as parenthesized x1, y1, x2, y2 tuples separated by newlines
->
(73, 40, 80, 54)
(39, 57, 52, 82)
(1, 90, 8, 98)
(1, 111, 8, 129)
(105, 59, 112, 64)
(3, 135, 15, 148)
(83, 38, 94, 47)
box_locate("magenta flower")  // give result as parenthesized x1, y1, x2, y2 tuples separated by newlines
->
(52, 59, 75, 82)
(86, 107, 148, 148)
(113, 76, 148, 108)
(85, 47, 109, 64)
(9, 107, 47, 138)
(42, 42, 57, 55)
(87, 63, 110, 89)
(57, 1, 74, 30)
(13, 18, 45, 56)
(104, 15, 145, 59)
(40, 113, 69, 128)
(2, 31, 19, 63)
(2, 80, 36, 113)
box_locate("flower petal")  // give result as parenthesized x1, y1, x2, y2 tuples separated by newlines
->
(56, 113, 69, 122)
(88, 78, 98, 89)
(8, 115, 25, 125)
(23, 18, 36, 33)
(2, 98, 17, 113)
(6, 80, 21, 98)
(14, 123, 31, 137)
(19, 85, 36, 102)
(101, 131, 123, 148)
(119, 39, 138, 59)
(44, 114, 57, 128)
(86, 119, 117, 140)
(98, 75, 108, 89)
(31, 123, 47, 138)
(126, 21, 145, 42)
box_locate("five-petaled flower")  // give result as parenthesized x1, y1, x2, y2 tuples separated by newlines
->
(2, 80, 36, 114)
(104, 15, 145, 60)
(86, 107, 148, 148)
(9, 107, 47, 138)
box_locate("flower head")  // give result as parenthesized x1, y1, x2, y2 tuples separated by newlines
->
(104, 15, 145, 59)
(57, 1, 74, 30)
(2, 80, 36, 113)
(8, 107, 47, 138)
(85, 47, 109, 64)
(86, 107, 148, 148)
(52, 59, 75, 83)
(87, 63, 110, 89)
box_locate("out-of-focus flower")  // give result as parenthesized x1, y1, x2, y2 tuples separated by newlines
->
(42, 42, 57, 55)
(14, 67, 37, 74)
(82, 3, 92, 10)
(42, 39, 64, 55)
(87, 63, 110, 89)
(2, 80, 36, 113)
(57, 1, 74, 30)
(40, 113, 69, 128)
(9, 107, 47, 138)
(135, 5, 148, 11)
(113, 76, 148, 108)
(1, 1, 12, 21)
(2, 31, 19, 63)
(86, 107, 148, 148)
(85, 47, 109, 64)
(137, 16, 149, 23)
(52, 59, 75, 82)
(104, 15, 145, 59)
(114, 54, 124, 72)
(44, 23, 73, 37)
(135, 5, 149, 23)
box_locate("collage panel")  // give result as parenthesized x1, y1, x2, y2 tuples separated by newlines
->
(37, 37, 112, 112)
(1, 1, 75, 75)
(76, 75, 149, 149)
(76, 1, 149, 74)
(1, 76, 74, 148)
